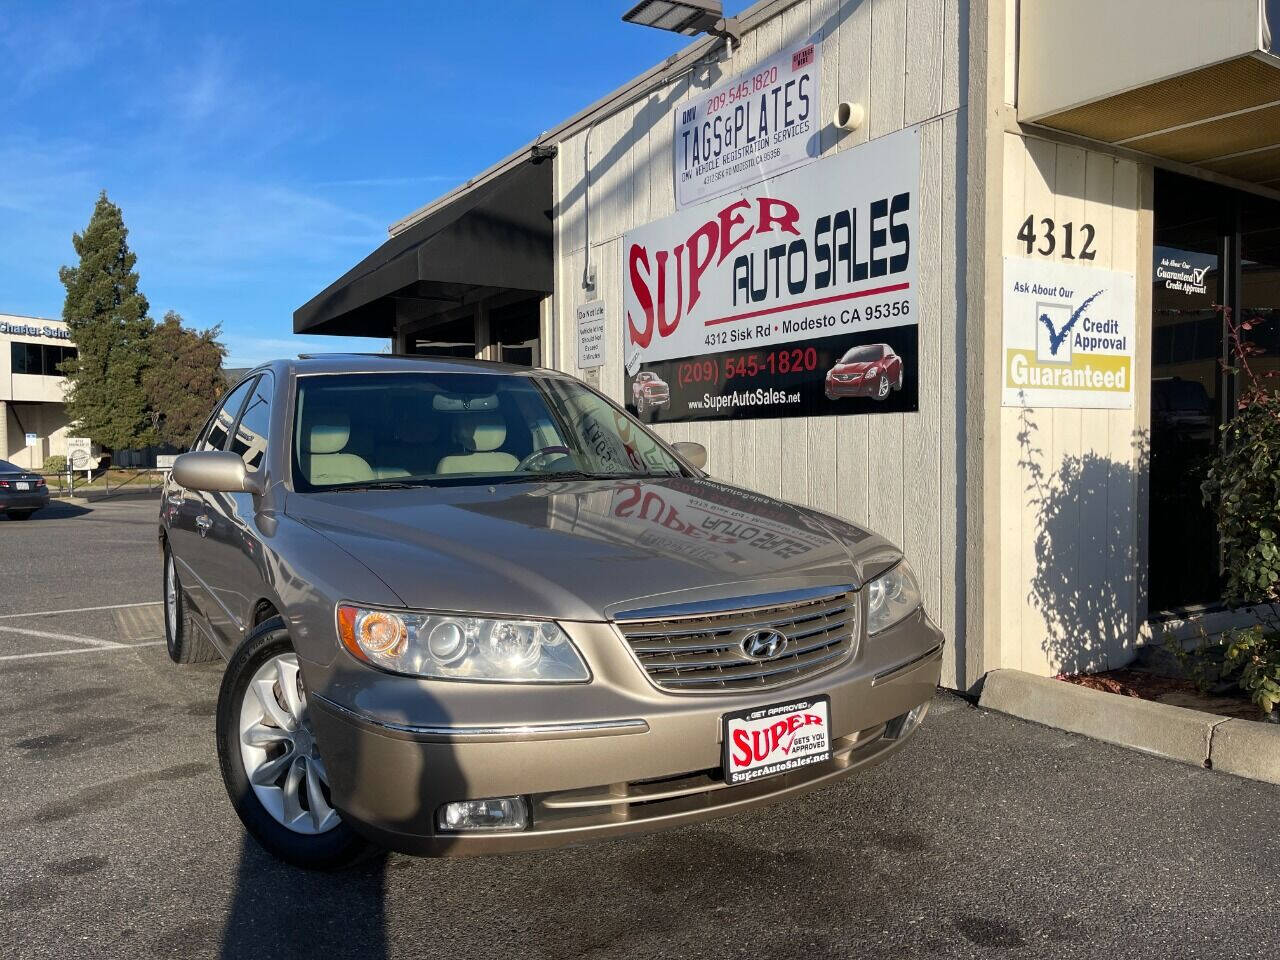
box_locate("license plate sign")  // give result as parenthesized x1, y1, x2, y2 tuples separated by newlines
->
(15, 482, 30, 490)
(722, 695, 832, 786)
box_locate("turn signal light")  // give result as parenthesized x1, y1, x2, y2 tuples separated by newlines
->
(337, 605, 409, 661)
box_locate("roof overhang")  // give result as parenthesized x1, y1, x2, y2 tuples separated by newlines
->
(1019, 0, 1280, 189)
(293, 158, 553, 337)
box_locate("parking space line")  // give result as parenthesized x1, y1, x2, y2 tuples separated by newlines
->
(0, 640, 165, 662)
(0, 600, 160, 620)
(0, 624, 124, 648)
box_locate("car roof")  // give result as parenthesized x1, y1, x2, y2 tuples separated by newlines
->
(243, 353, 571, 381)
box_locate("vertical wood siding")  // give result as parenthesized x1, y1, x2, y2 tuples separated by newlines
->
(998, 131, 1146, 676)
(553, 0, 969, 685)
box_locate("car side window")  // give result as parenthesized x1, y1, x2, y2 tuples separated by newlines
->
(197, 378, 256, 452)
(228, 374, 272, 470)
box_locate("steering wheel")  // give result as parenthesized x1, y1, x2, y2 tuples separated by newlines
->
(516, 446, 573, 472)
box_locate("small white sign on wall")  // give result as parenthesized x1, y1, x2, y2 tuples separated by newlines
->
(1002, 257, 1137, 409)
(24, 433, 37, 446)
(576, 300, 606, 370)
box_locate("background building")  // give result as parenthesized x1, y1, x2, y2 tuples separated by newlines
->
(0, 314, 75, 469)
(296, 0, 1280, 691)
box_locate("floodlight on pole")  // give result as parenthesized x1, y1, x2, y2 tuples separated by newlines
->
(621, 0, 741, 45)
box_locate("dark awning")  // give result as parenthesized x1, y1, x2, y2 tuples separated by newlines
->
(293, 159, 553, 337)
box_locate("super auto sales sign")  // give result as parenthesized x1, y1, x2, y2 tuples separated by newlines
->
(624, 126, 921, 424)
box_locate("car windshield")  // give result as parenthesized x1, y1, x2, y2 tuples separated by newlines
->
(292, 371, 688, 491)
(840, 345, 883, 363)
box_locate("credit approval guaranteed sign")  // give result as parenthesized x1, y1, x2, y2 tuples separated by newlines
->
(673, 42, 821, 211)
(624, 126, 920, 424)
(1001, 257, 1136, 409)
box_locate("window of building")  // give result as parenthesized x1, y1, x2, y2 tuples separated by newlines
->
(408, 315, 476, 359)
(1148, 171, 1280, 613)
(489, 299, 541, 367)
(9, 342, 76, 376)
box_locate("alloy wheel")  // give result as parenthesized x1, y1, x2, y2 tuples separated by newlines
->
(237, 652, 340, 835)
(164, 554, 178, 641)
(877, 375, 890, 399)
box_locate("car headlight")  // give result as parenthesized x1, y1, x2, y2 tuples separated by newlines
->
(863, 367, 878, 379)
(865, 561, 922, 635)
(337, 605, 589, 682)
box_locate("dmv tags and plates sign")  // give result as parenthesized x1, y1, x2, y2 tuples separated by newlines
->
(673, 42, 820, 210)
(722, 695, 832, 785)
(1001, 257, 1136, 409)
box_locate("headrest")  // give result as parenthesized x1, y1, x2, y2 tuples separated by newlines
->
(309, 412, 351, 454)
(456, 413, 506, 453)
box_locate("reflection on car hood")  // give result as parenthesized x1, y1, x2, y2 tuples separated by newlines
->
(284, 477, 895, 620)
(831, 362, 875, 374)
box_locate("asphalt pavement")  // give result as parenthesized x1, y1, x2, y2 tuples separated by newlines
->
(2, 499, 1279, 960)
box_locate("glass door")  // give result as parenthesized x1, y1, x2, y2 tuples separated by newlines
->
(1148, 172, 1280, 613)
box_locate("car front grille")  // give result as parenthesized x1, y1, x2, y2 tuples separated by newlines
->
(614, 587, 858, 693)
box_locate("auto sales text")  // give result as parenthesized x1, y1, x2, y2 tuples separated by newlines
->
(627, 193, 911, 348)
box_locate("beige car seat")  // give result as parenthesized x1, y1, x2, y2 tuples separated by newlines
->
(435, 413, 519, 475)
(305, 411, 376, 485)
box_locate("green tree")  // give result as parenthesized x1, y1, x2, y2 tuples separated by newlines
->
(144, 311, 227, 448)
(58, 191, 155, 451)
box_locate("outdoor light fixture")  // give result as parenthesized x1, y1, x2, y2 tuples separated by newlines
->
(622, 0, 741, 44)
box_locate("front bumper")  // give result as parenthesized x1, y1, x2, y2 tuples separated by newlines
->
(825, 378, 876, 398)
(307, 609, 943, 857)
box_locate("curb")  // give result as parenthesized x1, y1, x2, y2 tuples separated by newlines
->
(978, 669, 1280, 786)
(79, 488, 162, 503)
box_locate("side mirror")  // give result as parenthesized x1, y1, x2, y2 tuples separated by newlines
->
(671, 441, 708, 472)
(173, 451, 264, 495)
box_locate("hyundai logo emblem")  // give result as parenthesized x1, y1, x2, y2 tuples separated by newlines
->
(740, 629, 788, 661)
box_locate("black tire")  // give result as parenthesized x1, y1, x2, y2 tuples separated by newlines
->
(163, 541, 218, 664)
(7, 511, 34, 520)
(217, 619, 375, 870)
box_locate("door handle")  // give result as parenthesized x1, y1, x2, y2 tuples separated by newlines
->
(195, 515, 213, 537)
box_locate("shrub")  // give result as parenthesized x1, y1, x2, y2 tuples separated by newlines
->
(42, 455, 67, 474)
(1190, 306, 1280, 718)
(1202, 394, 1280, 607)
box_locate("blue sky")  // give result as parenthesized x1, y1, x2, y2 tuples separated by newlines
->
(0, 1, 696, 367)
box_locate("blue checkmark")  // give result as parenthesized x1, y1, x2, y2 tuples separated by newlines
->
(1040, 289, 1104, 356)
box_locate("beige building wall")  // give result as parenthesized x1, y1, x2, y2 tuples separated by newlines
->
(550, 0, 972, 686)
(1, 315, 74, 469)
(995, 135, 1153, 676)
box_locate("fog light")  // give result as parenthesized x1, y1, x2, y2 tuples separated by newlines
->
(437, 797, 529, 833)
(883, 701, 929, 741)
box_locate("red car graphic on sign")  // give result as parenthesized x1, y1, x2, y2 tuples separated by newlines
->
(631, 371, 671, 419)
(824, 343, 904, 401)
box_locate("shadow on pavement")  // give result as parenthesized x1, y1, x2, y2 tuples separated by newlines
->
(6, 499, 91, 520)
(219, 836, 388, 960)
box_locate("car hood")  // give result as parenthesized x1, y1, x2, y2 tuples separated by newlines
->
(284, 477, 896, 621)
(830, 361, 876, 375)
